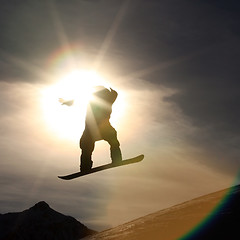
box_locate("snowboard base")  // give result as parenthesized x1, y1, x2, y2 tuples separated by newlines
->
(58, 154, 144, 180)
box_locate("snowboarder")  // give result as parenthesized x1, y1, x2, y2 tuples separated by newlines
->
(60, 86, 122, 172)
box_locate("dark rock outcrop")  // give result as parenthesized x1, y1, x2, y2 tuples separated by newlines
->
(0, 201, 96, 240)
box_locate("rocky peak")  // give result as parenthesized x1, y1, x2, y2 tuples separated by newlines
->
(31, 201, 50, 210)
(0, 201, 96, 240)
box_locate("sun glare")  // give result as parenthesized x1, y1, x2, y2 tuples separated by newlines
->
(41, 69, 126, 142)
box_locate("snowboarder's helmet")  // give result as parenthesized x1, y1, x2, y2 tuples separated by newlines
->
(93, 86, 111, 98)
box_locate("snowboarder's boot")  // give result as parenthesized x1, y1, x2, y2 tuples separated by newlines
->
(111, 146, 122, 165)
(80, 155, 93, 172)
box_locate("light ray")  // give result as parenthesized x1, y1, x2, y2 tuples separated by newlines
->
(117, 54, 194, 83)
(94, 0, 130, 69)
(116, 46, 214, 84)
(0, 48, 52, 81)
(48, 0, 77, 70)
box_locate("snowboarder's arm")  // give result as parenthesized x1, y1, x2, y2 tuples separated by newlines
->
(59, 98, 74, 106)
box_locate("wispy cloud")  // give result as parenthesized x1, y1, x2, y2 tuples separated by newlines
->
(0, 0, 239, 231)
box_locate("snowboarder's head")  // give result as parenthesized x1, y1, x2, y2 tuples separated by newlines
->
(92, 86, 111, 100)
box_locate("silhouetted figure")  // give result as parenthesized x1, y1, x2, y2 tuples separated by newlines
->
(60, 86, 122, 172)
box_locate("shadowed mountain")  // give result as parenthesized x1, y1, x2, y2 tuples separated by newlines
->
(83, 184, 240, 240)
(0, 201, 96, 240)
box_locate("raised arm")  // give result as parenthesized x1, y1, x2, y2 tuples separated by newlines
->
(59, 98, 74, 106)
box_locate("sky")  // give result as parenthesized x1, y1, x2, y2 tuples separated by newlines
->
(0, 0, 240, 231)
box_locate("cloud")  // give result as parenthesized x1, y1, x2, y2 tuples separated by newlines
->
(0, 0, 239, 231)
(0, 68, 237, 232)
(105, 0, 240, 173)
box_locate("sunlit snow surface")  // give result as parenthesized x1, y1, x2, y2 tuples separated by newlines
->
(83, 185, 240, 240)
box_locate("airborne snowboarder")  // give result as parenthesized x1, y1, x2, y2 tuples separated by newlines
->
(60, 86, 122, 172)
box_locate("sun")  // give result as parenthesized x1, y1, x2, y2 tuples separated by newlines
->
(41, 69, 125, 142)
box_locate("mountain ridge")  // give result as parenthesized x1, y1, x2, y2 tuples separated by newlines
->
(0, 201, 96, 240)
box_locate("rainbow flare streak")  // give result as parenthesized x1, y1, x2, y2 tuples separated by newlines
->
(181, 172, 240, 239)
(47, 44, 86, 72)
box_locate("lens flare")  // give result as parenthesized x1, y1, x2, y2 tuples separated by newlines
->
(180, 175, 240, 239)
(41, 69, 126, 142)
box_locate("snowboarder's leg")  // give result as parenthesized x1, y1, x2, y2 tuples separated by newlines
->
(103, 125, 122, 164)
(110, 140, 122, 164)
(79, 130, 95, 172)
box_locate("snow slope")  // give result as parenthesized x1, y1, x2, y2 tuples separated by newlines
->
(83, 185, 240, 240)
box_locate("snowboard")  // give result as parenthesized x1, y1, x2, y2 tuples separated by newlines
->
(58, 154, 144, 180)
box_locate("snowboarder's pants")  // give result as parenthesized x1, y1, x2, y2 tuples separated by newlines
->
(79, 124, 122, 171)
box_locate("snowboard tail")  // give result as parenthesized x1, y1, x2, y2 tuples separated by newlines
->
(58, 154, 144, 180)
